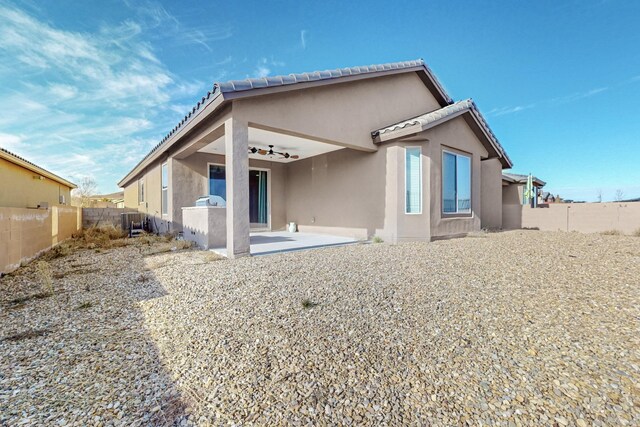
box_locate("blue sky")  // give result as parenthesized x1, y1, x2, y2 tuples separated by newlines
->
(1, 0, 639, 201)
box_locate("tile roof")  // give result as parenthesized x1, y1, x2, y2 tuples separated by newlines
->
(121, 59, 451, 186)
(216, 59, 439, 94)
(373, 99, 513, 167)
(502, 172, 546, 186)
(0, 147, 76, 188)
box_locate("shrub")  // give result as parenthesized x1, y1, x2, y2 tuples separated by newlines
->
(301, 299, 318, 309)
(372, 236, 384, 243)
(42, 244, 71, 260)
(173, 240, 193, 250)
(601, 230, 622, 236)
(36, 261, 54, 295)
(80, 226, 127, 248)
(202, 252, 223, 262)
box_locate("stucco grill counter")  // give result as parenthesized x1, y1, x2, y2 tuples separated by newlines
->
(182, 205, 227, 249)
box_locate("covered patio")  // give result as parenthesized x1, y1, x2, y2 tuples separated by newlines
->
(176, 116, 374, 257)
(210, 231, 359, 257)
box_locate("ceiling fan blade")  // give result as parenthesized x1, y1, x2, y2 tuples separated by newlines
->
(258, 149, 268, 155)
(289, 155, 299, 159)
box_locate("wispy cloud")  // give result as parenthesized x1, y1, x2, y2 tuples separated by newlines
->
(551, 86, 608, 104)
(121, 0, 232, 51)
(216, 56, 233, 66)
(300, 30, 307, 49)
(0, 132, 25, 152)
(0, 3, 208, 191)
(252, 57, 286, 78)
(255, 65, 270, 78)
(487, 104, 536, 116)
(487, 85, 609, 117)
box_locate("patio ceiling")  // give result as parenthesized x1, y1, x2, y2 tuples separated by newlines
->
(197, 126, 345, 163)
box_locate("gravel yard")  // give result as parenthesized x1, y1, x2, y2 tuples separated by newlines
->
(1, 230, 639, 426)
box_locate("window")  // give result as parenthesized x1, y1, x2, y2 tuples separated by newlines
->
(209, 164, 226, 200)
(161, 163, 168, 215)
(442, 151, 471, 214)
(405, 147, 422, 214)
(138, 178, 144, 204)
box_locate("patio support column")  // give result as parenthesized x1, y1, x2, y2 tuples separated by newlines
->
(224, 118, 251, 258)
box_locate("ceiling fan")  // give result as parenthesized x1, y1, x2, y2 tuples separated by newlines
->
(249, 145, 299, 160)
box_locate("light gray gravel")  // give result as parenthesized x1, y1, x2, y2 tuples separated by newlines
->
(1, 230, 639, 426)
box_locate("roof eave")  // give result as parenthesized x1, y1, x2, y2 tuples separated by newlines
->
(373, 107, 513, 168)
(118, 91, 226, 188)
(0, 149, 77, 189)
(465, 112, 513, 169)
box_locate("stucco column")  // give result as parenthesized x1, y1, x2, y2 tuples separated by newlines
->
(224, 118, 251, 258)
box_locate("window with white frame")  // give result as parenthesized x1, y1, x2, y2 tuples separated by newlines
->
(161, 163, 168, 215)
(138, 178, 144, 204)
(442, 150, 471, 214)
(405, 147, 422, 214)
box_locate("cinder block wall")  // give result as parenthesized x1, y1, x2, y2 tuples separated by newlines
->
(82, 208, 138, 229)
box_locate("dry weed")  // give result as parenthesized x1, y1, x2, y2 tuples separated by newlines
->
(36, 261, 54, 295)
(202, 252, 223, 262)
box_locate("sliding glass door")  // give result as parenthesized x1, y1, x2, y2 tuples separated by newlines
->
(249, 170, 268, 228)
(208, 165, 269, 229)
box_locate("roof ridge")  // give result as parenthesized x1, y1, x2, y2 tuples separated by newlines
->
(215, 59, 425, 93)
(0, 146, 76, 187)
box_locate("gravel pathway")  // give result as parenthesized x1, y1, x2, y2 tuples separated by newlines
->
(1, 231, 639, 426)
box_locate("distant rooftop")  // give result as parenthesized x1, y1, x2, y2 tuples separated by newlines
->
(502, 172, 546, 187)
(0, 147, 76, 189)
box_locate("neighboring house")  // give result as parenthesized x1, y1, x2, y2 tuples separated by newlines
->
(502, 173, 546, 207)
(0, 147, 76, 208)
(89, 191, 125, 208)
(119, 59, 512, 257)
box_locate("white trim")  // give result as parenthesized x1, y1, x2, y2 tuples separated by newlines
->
(404, 146, 422, 215)
(138, 178, 145, 205)
(207, 162, 272, 231)
(161, 162, 168, 216)
(442, 149, 472, 215)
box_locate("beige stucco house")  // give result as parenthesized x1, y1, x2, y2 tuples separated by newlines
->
(502, 173, 546, 207)
(0, 147, 76, 208)
(119, 59, 512, 258)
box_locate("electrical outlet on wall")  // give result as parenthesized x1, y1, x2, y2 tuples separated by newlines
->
(311, 216, 315, 223)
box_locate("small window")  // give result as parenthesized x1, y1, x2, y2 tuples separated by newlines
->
(405, 147, 422, 214)
(138, 178, 144, 204)
(161, 163, 168, 215)
(209, 164, 226, 200)
(442, 151, 471, 214)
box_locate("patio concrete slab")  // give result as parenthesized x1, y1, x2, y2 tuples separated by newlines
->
(211, 231, 360, 257)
